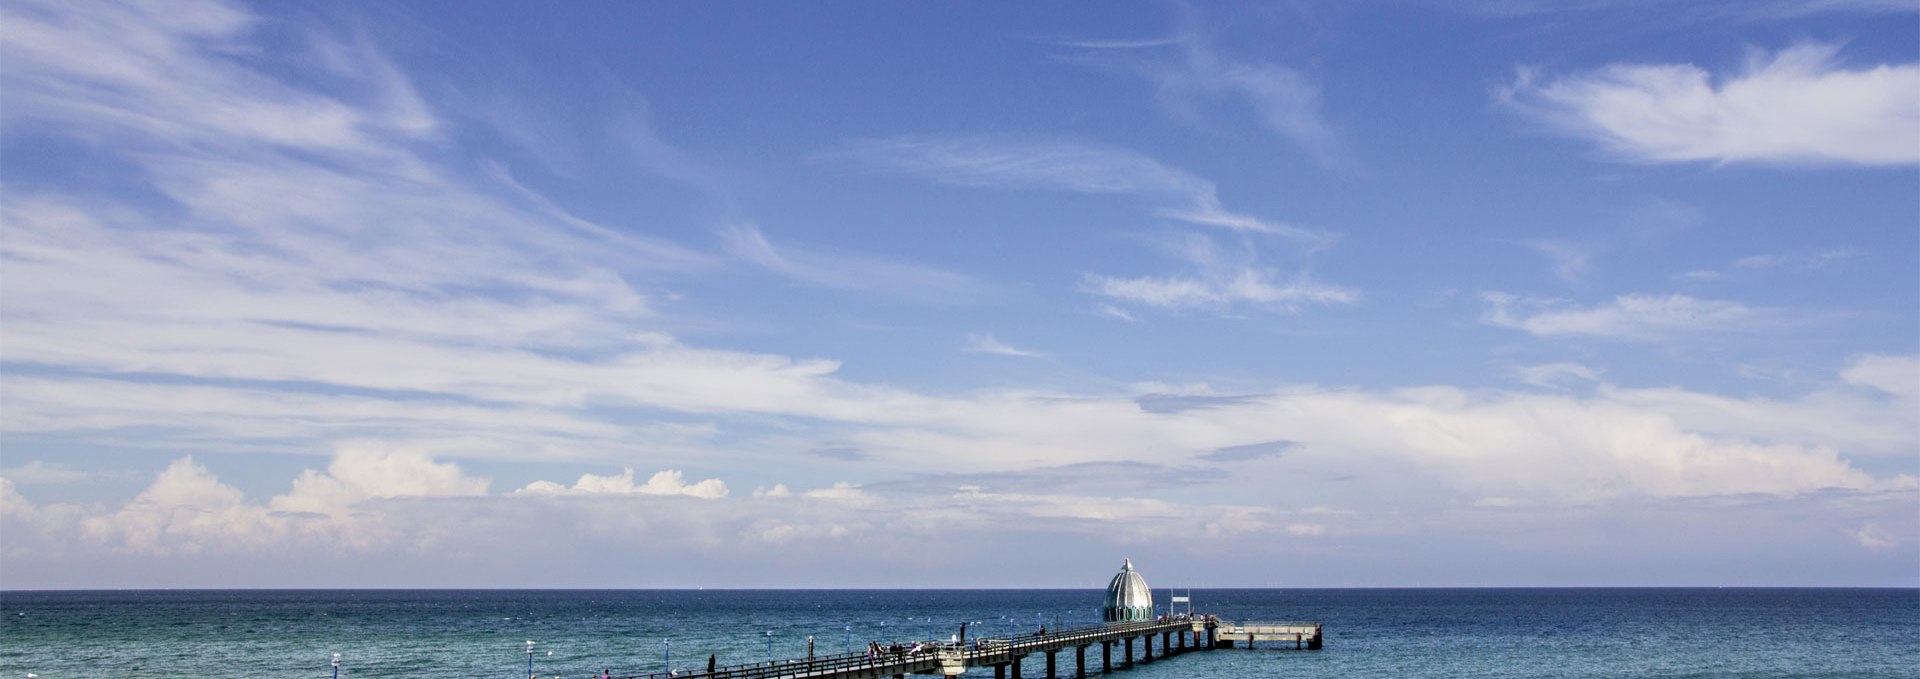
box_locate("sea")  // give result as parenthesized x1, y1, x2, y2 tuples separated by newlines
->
(1, 588, 1914, 678)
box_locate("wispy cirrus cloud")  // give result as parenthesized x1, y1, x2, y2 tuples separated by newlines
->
(1059, 16, 1346, 165)
(1676, 246, 1864, 281)
(1481, 292, 1788, 341)
(1513, 362, 1604, 389)
(821, 135, 1332, 244)
(1524, 199, 1702, 283)
(1084, 233, 1356, 313)
(1454, 0, 1916, 22)
(1201, 440, 1297, 462)
(718, 221, 986, 301)
(1084, 270, 1355, 310)
(1526, 239, 1598, 283)
(1499, 42, 1920, 166)
(963, 333, 1045, 359)
(821, 136, 1348, 317)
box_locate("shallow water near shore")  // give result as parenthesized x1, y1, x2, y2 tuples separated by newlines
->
(3, 588, 1914, 678)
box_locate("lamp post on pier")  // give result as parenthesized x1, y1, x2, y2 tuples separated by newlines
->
(845, 625, 852, 654)
(664, 638, 671, 676)
(765, 630, 773, 663)
(331, 652, 339, 679)
(525, 641, 536, 679)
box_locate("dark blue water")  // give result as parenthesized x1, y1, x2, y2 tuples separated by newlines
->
(2, 589, 1913, 678)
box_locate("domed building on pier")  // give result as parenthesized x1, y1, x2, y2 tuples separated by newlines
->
(1102, 559, 1153, 622)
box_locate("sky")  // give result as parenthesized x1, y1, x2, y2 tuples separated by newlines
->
(0, 0, 1916, 589)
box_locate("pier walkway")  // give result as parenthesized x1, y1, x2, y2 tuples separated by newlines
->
(614, 616, 1319, 679)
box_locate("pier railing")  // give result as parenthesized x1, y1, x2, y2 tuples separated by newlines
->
(612, 618, 1202, 679)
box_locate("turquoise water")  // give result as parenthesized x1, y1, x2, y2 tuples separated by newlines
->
(2, 589, 1914, 678)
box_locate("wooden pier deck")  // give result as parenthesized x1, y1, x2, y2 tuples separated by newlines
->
(611, 616, 1320, 679)
(1210, 621, 1324, 650)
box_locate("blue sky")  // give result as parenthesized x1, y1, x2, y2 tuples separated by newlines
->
(1, 0, 1915, 588)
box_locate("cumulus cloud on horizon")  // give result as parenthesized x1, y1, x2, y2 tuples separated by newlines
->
(516, 468, 729, 499)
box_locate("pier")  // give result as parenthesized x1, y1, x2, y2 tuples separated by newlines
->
(610, 615, 1319, 679)
(530, 561, 1322, 679)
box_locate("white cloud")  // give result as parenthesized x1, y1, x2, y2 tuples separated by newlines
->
(1526, 239, 1597, 282)
(5, 357, 1915, 576)
(1062, 19, 1345, 164)
(1744, 0, 1920, 19)
(803, 482, 868, 502)
(0, 461, 94, 485)
(824, 139, 1348, 317)
(0, 0, 815, 463)
(1482, 292, 1781, 340)
(78, 457, 272, 555)
(1732, 247, 1863, 271)
(1454, 0, 1918, 22)
(1524, 199, 1702, 283)
(270, 443, 490, 520)
(1678, 247, 1864, 282)
(1850, 523, 1896, 551)
(823, 135, 1332, 244)
(1501, 43, 1920, 166)
(516, 469, 728, 499)
(1600, 383, 1916, 459)
(1514, 362, 1604, 388)
(1085, 234, 1356, 313)
(0, 0, 406, 161)
(1841, 354, 1919, 401)
(1673, 270, 1725, 282)
(963, 333, 1045, 359)
(1084, 271, 1354, 310)
(718, 221, 983, 300)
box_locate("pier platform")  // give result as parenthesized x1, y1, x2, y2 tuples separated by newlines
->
(1208, 621, 1323, 650)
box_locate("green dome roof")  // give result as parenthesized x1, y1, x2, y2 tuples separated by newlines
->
(1102, 559, 1153, 622)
